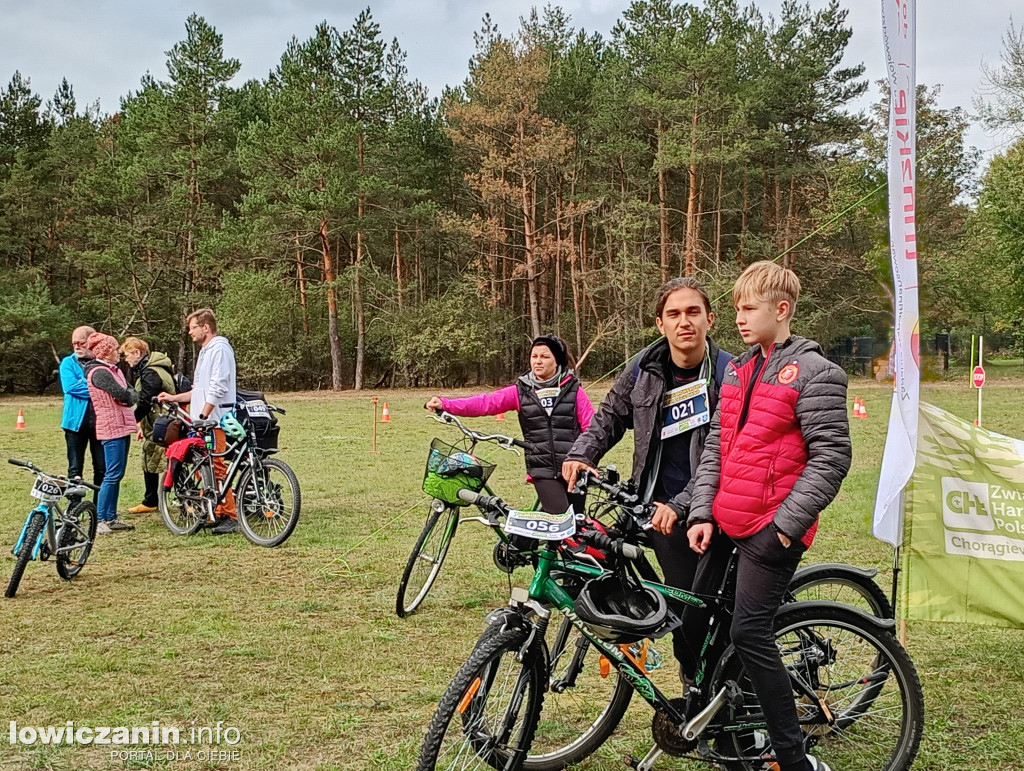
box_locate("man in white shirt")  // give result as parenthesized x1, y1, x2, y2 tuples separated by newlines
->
(158, 308, 238, 534)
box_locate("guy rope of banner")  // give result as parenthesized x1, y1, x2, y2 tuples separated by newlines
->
(319, 497, 428, 578)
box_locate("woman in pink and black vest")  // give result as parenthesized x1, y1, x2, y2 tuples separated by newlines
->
(83, 333, 139, 535)
(424, 335, 595, 515)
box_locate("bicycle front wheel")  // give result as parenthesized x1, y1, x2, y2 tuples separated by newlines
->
(524, 613, 634, 771)
(56, 499, 98, 580)
(236, 457, 301, 547)
(158, 448, 213, 536)
(716, 601, 924, 771)
(416, 625, 546, 771)
(396, 504, 458, 617)
(789, 563, 894, 618)
(6, 511, 45, 598)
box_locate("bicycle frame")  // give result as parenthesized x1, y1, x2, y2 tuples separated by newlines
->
(516, 540, 838, 763)
(11, 476, 92, 563)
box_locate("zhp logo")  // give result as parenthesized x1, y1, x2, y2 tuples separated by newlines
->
(941, 477, 994, 532)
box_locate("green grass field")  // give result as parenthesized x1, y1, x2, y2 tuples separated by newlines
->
(1, 378, 1023, 770)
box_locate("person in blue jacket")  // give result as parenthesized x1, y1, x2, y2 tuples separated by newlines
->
(60, 326, 106, 487)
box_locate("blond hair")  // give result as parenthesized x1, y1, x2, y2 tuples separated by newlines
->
(121, 336, 149, 356)
(732, 261, 801, 317)
(186, 308, 217, 333)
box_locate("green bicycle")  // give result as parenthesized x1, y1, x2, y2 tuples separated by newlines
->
(415, 470, 924, 771)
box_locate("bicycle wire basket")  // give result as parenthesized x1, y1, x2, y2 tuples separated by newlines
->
(422, 438, 496, 505)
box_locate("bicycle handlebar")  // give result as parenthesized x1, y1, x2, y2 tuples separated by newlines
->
(431, 410, 526, 451)
(575, 528, 644, 560)
(7, 458, 101, 492)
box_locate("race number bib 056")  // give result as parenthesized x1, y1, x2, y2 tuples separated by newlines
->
(504, 506, 577, 540)
(661, 381, 710, 440)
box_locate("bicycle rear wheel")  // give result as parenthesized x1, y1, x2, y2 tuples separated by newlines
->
(396, 503, 458, 617)
(523, 613, 634, 771)
(789, 563, 893, 618)
(56, 500, 98, 580)
(416, 625, 545, 771)
(6, 511, 45, 598)
(236, 457, 301, 547)
(716, 601, 923, 771)
(158, 448, 213, 536)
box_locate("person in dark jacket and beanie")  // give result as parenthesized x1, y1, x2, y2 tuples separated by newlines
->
(424, 335, 595, 516)
(562, 277, 732, 677)
(683, 261, 850, 771)
(121, 337, 176, 514)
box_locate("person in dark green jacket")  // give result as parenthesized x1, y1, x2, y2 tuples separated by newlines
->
(121, 337, 176, 513)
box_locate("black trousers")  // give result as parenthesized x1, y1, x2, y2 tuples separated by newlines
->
(648, 524, 700, 670)
(532, 477, 585, 515)
(64, 426, 106, 489)
(679, 525, 809, 771)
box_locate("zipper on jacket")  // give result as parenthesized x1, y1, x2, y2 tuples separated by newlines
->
(737, 344, 774, 430)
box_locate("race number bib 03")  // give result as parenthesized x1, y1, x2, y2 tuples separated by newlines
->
(661, 381, 710, 440)
(534, 387, 560, 415)
(504, 506, 577, 540)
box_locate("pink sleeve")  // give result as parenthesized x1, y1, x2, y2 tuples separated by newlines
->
(576, 386, 596, 432)
(441, 384, 520, 418)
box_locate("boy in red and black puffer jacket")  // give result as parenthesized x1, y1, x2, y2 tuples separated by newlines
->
(674, 260, 851, 771)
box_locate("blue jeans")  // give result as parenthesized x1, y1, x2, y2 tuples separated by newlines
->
(97, 435, 131, 522)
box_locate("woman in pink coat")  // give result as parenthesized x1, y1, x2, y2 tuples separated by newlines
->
(425, 335, 595, 515)
(82, 333, 138, 535)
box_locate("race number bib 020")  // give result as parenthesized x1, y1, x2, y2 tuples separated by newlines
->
(504, 506, 577, 540)
(661, 381, 710, 440)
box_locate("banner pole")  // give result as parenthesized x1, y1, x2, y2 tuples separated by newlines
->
(978, 335, 984, 427)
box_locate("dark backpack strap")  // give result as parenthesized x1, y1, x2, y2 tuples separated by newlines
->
(714, 349, 732, 385)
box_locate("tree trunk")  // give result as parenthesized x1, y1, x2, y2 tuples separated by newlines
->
(521, 163, 541, 337)
(683, 95, 700, 277)
(739, 164, 749, 264)
(354, 132, 366, 390)
(783, 173, 796, 267)
(657, 119, 670, 283)
(295, 233, 309, 335)
(319, 218, 344, 391)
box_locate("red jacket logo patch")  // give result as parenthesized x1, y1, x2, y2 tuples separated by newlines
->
(778, 363, 799, 385)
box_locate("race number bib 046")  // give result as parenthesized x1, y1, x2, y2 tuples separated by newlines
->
(504, 506, 577, 540)
(661, 381, 710, 440)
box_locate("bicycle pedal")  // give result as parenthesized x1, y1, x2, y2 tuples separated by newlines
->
(623, 755, 641, 769)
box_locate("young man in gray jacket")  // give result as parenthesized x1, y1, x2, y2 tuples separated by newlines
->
(158, 309, 238, 534)
(562, 277, 732, 675)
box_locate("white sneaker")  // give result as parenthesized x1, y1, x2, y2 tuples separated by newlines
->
(96, 521, 113, 535)
(807, 756, 833, 771)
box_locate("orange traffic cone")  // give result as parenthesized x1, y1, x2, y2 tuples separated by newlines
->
(860, 399, 868, 419)
(495, 412, 506, 422)
(380, 402, 391, 423)
(851, 399, 858, 418)
(15, 410, 25, 430)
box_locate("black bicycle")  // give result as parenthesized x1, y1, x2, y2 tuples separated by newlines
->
(415, 470, 923, 771)
(6, 459, 99, 598)
(156, 399, 300, 547)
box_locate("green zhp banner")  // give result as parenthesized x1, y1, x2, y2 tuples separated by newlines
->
(904, 402, 1024, 627)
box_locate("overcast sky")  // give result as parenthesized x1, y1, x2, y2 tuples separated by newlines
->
(0, 1, 1017, 158)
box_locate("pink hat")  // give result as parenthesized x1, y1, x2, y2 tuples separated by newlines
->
(86, 332, 120, 362)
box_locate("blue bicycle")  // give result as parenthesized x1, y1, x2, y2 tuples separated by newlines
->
(6, 459, 99, 598)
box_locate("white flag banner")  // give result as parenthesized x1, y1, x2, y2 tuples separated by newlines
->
(873, 0, 920, 547)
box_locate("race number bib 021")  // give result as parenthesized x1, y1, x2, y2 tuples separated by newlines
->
(504, 506, 577, 540)
(661, 381, 710, 440)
